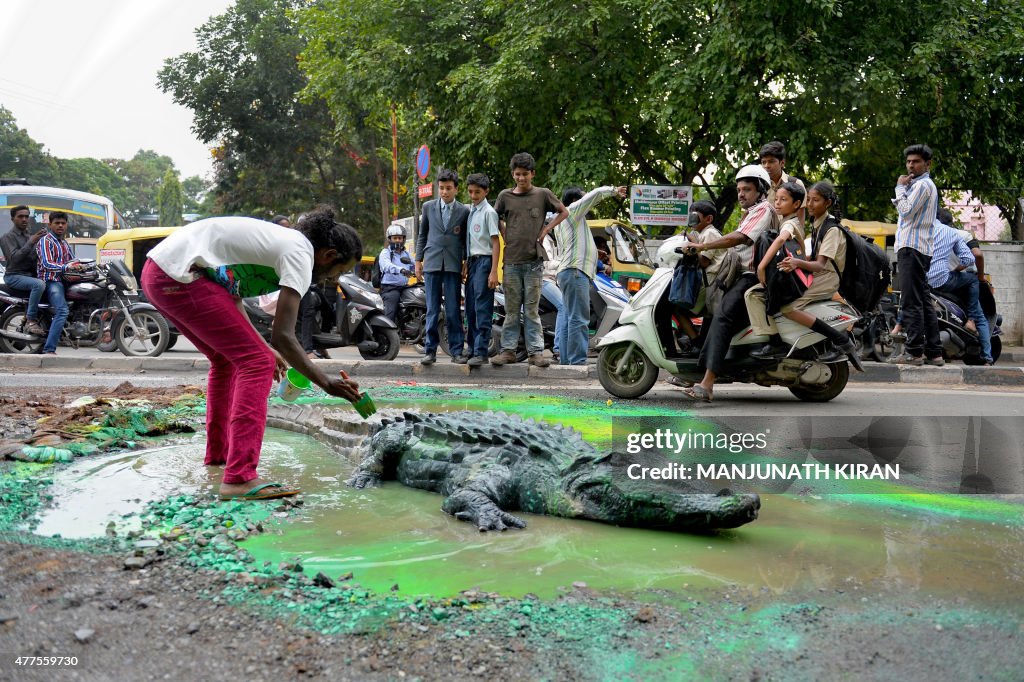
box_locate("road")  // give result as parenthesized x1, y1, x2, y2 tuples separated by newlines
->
(4, 367, 1022, 417)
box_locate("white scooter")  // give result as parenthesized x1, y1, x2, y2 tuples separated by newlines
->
(595, 241, 860, 402)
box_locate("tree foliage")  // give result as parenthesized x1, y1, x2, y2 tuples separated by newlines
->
(1, 106, 209, 224)
(158, 168, 185, 226)
(296, 0, 1024, 236)
(157, 0, 387, 243)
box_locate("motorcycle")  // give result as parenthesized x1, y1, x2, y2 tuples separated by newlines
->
(596, 247, 859, 402)
(0, 259, 171, 357)
(243, 272, 400, 361)
(859, 287, 1003, 365)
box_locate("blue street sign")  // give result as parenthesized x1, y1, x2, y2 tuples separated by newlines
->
(416, 145, 430, 180)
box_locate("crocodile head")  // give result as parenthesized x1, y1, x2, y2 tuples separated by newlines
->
(560, 453, 760, 532)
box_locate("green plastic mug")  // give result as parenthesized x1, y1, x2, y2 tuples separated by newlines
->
(353, 392, 377, 419)
(277, 368, 312, 402)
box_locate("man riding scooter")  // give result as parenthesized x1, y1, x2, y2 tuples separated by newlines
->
(676, 165, 778, 402)
(378, 223, 414, 326)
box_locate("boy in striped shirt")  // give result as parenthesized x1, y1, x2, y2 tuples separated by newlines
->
(35, 211, 85, 354)
(892, 144, 943, 365)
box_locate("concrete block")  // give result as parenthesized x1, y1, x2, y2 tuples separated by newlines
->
(852, 364, 900, 383)
(897, 365, 964, 384)
(40, 355, 87, 370)
(962, 366, 1024, 386)
(527, 364, 590, 380)
(141, 357, 202, 372)
(0, 354, 43, 369)
(89, 357, 144, 371)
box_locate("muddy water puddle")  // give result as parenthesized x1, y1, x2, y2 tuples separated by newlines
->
(30, 392, 1024, 604)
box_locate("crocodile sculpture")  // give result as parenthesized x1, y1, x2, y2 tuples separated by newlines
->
(348, 411, 760, 533)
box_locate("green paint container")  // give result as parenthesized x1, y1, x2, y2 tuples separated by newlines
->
(277, 368, 312, 402)
(353, 392, 377, 419)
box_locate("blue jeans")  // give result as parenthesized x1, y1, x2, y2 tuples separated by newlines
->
(43, 280, 69, 353)
(501, 261, 544, 354)
(464, 256, 495, 359)
(424, 270, 464, 356)
(936, 270, 992, 361)
(556, 268, 591, 365)
(541, 278, 564, 355)
(3, 273, 46, 321)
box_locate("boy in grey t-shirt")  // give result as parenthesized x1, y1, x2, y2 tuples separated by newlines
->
(491, 152, 568, 367)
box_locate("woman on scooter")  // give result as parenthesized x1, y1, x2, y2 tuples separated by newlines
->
(773, 181, 863, 371)
(141, 207, 363, 501)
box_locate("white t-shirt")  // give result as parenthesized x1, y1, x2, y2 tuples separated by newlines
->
(148, 217, 315, 297)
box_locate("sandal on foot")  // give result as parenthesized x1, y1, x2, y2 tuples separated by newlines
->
(680, 385, 713, 403)
(219, 482, 300, 501)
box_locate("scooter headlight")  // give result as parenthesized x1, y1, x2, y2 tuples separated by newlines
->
(626, 278, 643, 293)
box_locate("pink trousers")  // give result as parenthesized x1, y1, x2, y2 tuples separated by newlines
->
(142, 259, 275, 484)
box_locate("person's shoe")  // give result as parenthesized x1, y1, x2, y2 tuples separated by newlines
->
(420, 351, 436, 365)
(749, 341, 789, 360)
(451, 353, 469, 364)
(528, 353, 550, 368)
(467, 355, 487, 367)
(888, 353, 924, 366)
(491, 350, 518, 366)
(836, 339, 865, 373)
(25, 320, 46, 336)
(551, 352, 560, 364)
(43, 351, 56, 355)
(924, 355, 945, 367)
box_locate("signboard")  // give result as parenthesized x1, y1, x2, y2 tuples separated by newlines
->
(98, 248, 126, 263)
(629, 185, 692, 226)
(417, 183, 433, 199)
(416, 145, 431, 180)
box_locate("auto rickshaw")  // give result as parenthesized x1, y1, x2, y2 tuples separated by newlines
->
(588, 219, 656, 292)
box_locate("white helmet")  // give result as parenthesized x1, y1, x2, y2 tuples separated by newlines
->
(735, 164, 771, 194)
(386, 224, 406, 238)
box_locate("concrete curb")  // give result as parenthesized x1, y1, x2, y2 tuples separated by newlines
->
(3, 353, 1024, 387)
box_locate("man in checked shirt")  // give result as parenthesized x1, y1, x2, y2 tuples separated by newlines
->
(34, 211, 85, 354)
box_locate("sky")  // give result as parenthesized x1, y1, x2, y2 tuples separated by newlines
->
(0, 0, 235, 180)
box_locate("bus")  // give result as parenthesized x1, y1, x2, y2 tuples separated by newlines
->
(0, 180, 130, 264)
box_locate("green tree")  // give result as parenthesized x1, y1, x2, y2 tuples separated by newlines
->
(106, 150, 177, 220)
(181, 175, 214, 215)
(158, 0, 387, 244)
(297, 0, 1024, 236)
(0, 106, 58, 184)
(157, 168, 184, 226)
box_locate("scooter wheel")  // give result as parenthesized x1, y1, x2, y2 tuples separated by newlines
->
(597, 342, 658, 399)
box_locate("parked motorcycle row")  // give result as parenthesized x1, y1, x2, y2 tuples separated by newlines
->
(0, 259, 172, 357)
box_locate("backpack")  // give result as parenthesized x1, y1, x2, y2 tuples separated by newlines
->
(754, 230, 810, 314)
(704, 248, 744, 316)
(370, 252, 384, 289)
(816, 219, 891, 313)
(668, 253, 705, 310)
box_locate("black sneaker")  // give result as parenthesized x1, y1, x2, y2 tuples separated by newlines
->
(420, 352, 436, 366)
(451, 353, 469, 364)
(467, 355, 486, 367)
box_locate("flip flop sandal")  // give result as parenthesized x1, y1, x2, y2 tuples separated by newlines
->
(680, 386, 713, 403)
(219, 482, 301, 501)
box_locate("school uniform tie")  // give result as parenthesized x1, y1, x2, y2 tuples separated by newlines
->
(442, 203, 450, 229)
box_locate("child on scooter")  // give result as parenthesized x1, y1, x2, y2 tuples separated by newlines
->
(770, 181, 863, 371)
(745, 181, 806, 359)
